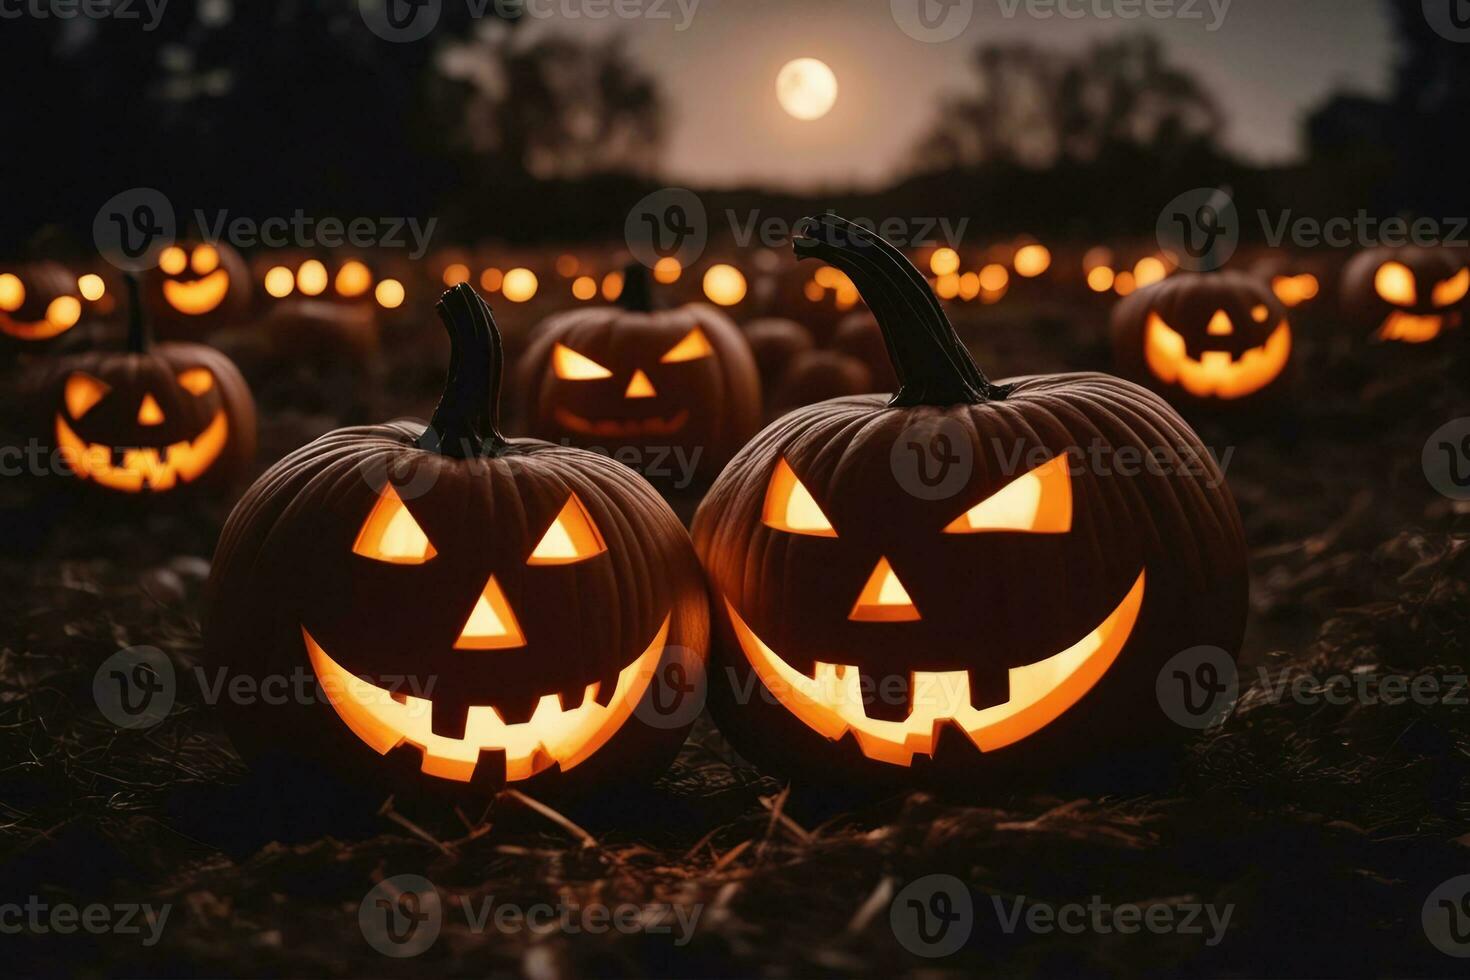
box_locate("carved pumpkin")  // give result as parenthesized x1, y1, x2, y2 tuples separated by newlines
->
(144, 241, 252, 335)
(49, 276, 256, 496)
(742, 317, 815, 395)
(1341, 246, 1468, 344)
(1111, 271, 1293, 409)
(519, 264, 761, 487)
(0, 261, 83, 348)
(206, 284, 708, 796)
(693, 216, 1247, 784)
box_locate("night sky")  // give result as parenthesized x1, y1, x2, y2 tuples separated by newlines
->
(513, 0, 1392, 189)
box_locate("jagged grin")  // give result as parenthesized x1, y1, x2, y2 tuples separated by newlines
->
(55, 410, 229, 492)
(302, 616, 669, 782)
(723, 571, 1146, 766)
(553, 407, 690, 438)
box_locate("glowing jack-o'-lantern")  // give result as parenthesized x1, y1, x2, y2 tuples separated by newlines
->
(206, 284, 707, 795)
(519, 263, 761, 487)
(49, 276, 256, 495)
(1341, 246, 1468, 344)
(144, 241, 251, 335)
(0, 262, 84, 347)
(1111, 271, 1293, 409)
(693, 216, 1247, 784)
(259, 256, 393, 362)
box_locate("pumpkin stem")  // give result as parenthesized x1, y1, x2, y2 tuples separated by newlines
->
(417, 283, 511, 458)
(124, 272, 151, 354)
(792, 213, 1009, 406)
(618, 261, 657, 313)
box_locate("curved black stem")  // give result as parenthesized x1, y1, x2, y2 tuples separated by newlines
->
(417, 283, 510, 458)
(618, 261, 657, 313)
(793, 213, 1009, 406)
(124, 273, 151, 354)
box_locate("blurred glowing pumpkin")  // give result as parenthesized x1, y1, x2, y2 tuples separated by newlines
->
(1341, 246, 1468, 344)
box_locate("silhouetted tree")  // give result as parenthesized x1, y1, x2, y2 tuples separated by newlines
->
(438, 26, 664, 181)
(910, 34, 1222, 172)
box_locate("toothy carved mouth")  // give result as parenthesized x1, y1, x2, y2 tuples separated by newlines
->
(1145, 314, 1290, 399)
(553, 407, 690, 438)
(302, 615, 669, 782)
(162, 270, 230, 315)
(55, 410, 229, 492)
(723, 571, 1145, 766)
(1377, 311, 1456, 343)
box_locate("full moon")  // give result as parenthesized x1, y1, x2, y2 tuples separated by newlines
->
(776, 58, 838, 121)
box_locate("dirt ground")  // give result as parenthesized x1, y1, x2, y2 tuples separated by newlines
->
(2, 284, 1468, 978)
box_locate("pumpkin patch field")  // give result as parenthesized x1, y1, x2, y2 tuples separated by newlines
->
(4, 4, 1470, 978)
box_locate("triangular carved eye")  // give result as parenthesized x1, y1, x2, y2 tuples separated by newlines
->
(64, 373, 110, 419)
(660, 327, 713, 363)
(762, 458, 836, 537)
(944, 455, 1072, 534)
(353, 486, 437, 564)
(553, 343, 613, 380)
(528, 493, 607, 565)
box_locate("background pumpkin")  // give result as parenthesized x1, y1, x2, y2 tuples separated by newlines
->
(143, 240, 253, 338)
(694, 215, 1248, 787)
(518, 263, 761, 489)
(206, 283, 708, 800)
(1111, 270, 1294, 413)
(46, 276, 257, 497)
(1340, 245, 1469, 344)
(0, 260, 84, 353)
(741, 316, 815, 396)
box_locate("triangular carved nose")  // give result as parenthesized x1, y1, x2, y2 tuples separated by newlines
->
(456, 575, 526, 650)
(1206, 310, 1234, 336)
(137, 393, 165, 425)
(849, 556, 920, 622)
(624, 369, 656, 398)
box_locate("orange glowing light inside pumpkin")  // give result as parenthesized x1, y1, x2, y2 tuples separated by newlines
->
(375, 279, 405, 309)
(0, 274, 23, 311)
(527, 494, 607, 565)
(849, 557, 920, 622)
(943, 455, 1073, 534)
(703, 264, 747, 306)
(1433, 267, 1469, 307)
(930, 248, 961, 277)
(762, 458, 836, 537)
(1014, 244, 1051, 278)
(159, 247, 188, 275)
(553, 343, 613, 380)
(1375, 262, 1416, 306)
(78, 274, 106, 301)
(661, 327, 713, 363)
(264, 266, 294, 298)
(353, 485, 437, 564)
(454, 575, 526, 650)
(297, 260, 328, 297)
(502, 268, 537, 302)
(335, 260, 372, 298)
(46, 296, 81, 330)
